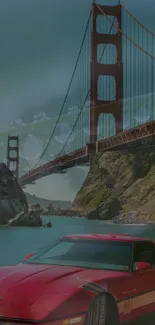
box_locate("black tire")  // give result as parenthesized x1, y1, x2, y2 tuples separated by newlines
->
(84, 294, 119, 325)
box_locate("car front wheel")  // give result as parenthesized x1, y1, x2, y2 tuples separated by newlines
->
(84, 293, 119, 325)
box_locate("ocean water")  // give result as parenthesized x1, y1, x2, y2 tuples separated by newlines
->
(0, 215, 155, 266)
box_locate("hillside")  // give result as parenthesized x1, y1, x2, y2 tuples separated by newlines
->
(25, 192, 72, 209)
(0, 164, 27, 224)
(73, 147, 155, 223)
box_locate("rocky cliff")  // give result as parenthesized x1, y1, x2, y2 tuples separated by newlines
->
(73, 147, 155, 222)
(0, 163, 27, 224)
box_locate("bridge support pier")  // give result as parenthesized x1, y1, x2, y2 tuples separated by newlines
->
(90, 2, 123, 145)
(86, 142, 97, 167)
(7, 136, 19, 180)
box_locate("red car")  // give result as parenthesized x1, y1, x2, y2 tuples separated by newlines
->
(0, 233, 155, 325)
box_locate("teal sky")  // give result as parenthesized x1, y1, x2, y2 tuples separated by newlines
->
(0, 0, 154, 200)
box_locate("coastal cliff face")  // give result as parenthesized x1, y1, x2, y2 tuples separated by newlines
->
(0, 164, 27, 224)
(73, 148, 155, 222)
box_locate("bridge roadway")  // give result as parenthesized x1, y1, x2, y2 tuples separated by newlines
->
(19, 120, 155, 186)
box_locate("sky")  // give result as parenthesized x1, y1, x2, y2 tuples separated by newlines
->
(0, 0, 155, 201)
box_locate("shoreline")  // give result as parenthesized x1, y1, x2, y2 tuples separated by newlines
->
(41, 208, 155, 225)
(41, 209, 88, 218)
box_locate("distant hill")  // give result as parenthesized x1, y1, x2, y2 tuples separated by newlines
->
(25, 192, 72, 209)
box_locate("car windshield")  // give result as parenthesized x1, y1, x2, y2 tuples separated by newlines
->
(26, 238, 132, 271)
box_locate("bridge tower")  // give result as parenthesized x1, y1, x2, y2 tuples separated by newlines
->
(88, 2, 123, 163)
(7, 135, 19, 180)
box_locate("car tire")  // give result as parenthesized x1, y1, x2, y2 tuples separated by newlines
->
(84, 293, 119, 325)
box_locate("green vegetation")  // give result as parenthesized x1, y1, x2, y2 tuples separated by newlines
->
(89, 185, 111, 208)
(73, 146, 155, 221)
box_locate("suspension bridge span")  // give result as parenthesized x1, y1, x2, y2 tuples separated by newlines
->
(7, 1, 155, 186)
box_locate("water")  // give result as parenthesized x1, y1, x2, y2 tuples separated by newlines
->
(1, 216, 155, 266)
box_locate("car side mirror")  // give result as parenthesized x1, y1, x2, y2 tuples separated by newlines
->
(24, 253, 33, 262)
(134, 261, 152, 271)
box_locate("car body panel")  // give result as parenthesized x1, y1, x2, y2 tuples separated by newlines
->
(122, 267, 155, 321)
(0, 234, 155, 324)
(0, 263, 130, 320)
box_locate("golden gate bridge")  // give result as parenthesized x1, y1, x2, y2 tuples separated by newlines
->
(6, 1, 155, 186)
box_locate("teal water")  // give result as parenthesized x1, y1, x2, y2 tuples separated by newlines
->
(1, 216, 155, 266)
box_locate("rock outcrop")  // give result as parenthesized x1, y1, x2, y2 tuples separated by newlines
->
(87, 197, 122, 220)
(73, 147, 155, 222)
(0, 163, 27, 224)
(29, 203, 43, 214)
(8, 206, 42, 227)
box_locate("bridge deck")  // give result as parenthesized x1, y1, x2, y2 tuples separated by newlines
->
(19, 120, 155, 185)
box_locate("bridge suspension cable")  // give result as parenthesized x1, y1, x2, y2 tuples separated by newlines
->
(57, 17, 116, 157)
(28, 10, 92, 170)
(95, 1, 155, 59)
(122, 5, 155, 37)
(19, 143, 32, 171)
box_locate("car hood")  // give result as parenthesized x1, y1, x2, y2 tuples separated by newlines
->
(0, 263, 126, 320)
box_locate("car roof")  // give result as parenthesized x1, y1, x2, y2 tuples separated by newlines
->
(63, 233, 152, 243)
